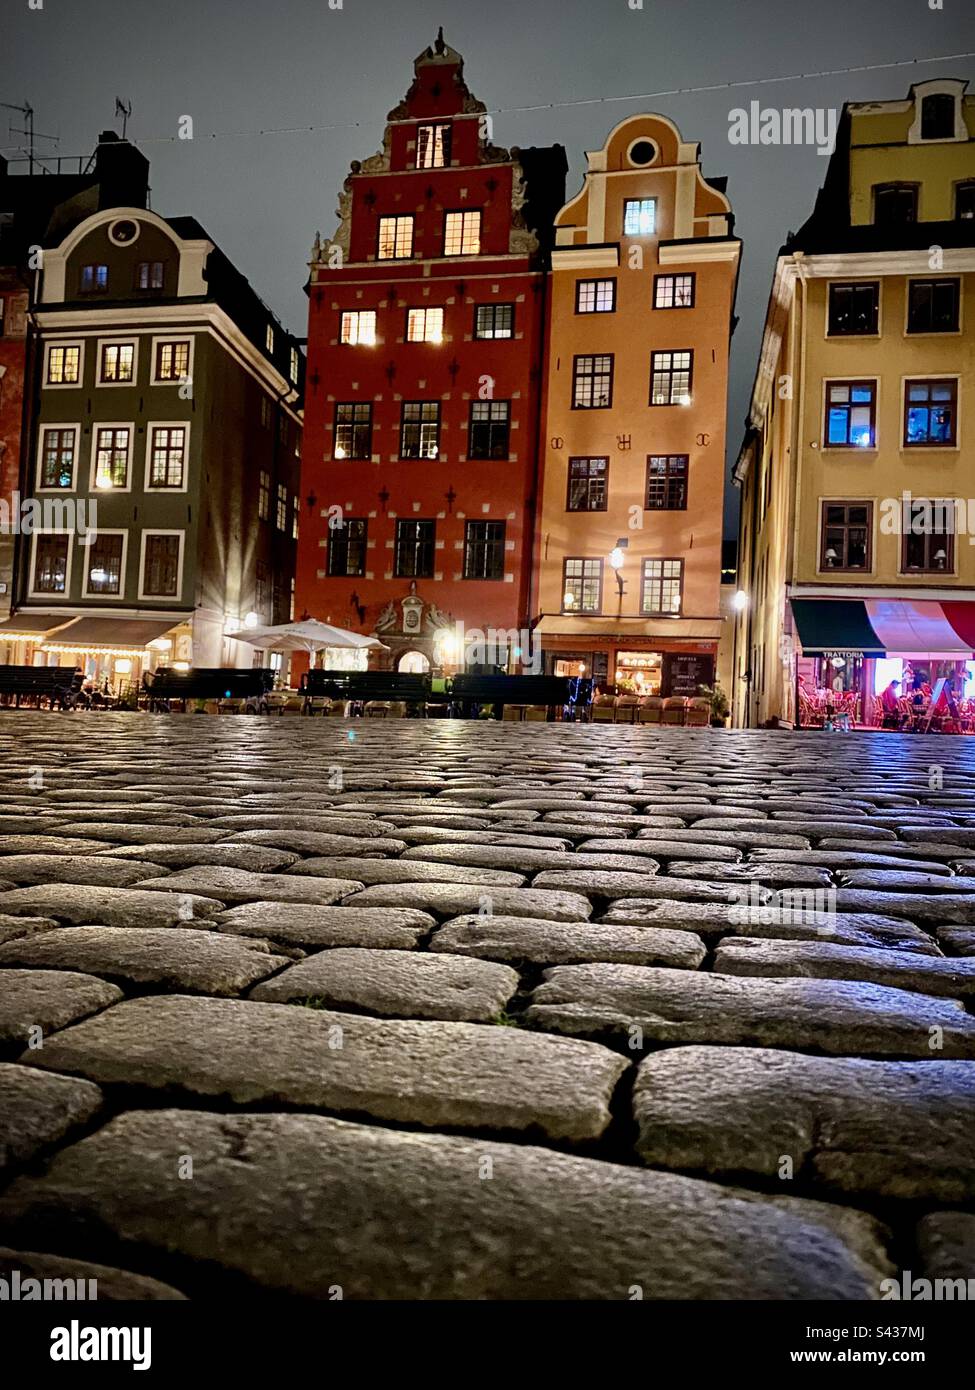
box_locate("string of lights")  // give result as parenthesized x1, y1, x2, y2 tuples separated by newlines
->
(3, 49, 974, 155)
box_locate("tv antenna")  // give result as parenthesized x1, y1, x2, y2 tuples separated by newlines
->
(115, 98, 132, 139)
(1, 100, 59, 173)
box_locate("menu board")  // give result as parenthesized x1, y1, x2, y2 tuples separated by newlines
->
(663, 653, 715, 697)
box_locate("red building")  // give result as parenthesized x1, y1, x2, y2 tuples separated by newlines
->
(297, 31, 566, 673)
(0, 263, 29, 624)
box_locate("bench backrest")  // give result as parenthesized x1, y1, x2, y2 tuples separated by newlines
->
(0, 665, 82, 693)
(146, 667, 275, 698)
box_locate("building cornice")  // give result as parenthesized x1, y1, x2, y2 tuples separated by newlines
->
(33, 302, 301, 413)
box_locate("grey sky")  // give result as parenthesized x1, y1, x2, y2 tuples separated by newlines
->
(4, 0, 974, 535)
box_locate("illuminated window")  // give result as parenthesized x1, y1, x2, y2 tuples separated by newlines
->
(416, 122, 451, 169)
(334, 402, 372, 459)
(406, 307, 444, 342)
(562, 558, 602, 613)
(99, 342, 135, 383)
(85, 533, 124, 595)
(650, 350, 693, 406)
(340, 310, 377, 345)
(821, 502, 872, 571)
(148, 425, 187, 488)
(576, 279, 616, 313)
(154, 339, 190, 381)
(276, 484, 288, 531)
(378, 215, 414, 260)
(80, 263, 108, 293)
(265, 324, 275, 353)
(46, 344, 81, 385)
(654, 274, 695, 309)
(904, 379, 957, 446)
(39, 427, 76, 489)
(400, 401, 440, 459)
(572, 354, 613, 409)
(443, 210, 480, 256)
(641, 558, 683, 615)
(623, 199, 656, 235)
(258, 471, 270, 520)
(646, 455, 688, 510)
(566, 457, 608, 512)
(825, 381, 876, 448)
(93, 426, 131, 488)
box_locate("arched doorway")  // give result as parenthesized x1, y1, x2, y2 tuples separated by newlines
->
(397, 650, 430, 674)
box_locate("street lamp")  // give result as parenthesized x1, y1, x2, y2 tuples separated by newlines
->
(608, 542, 626, 598)
(733, 589, 749, 612)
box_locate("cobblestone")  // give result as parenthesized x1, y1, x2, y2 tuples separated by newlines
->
(3, 715, 975, 1300)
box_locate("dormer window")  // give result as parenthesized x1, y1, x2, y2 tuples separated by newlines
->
(80, 263, 108, 294)
(873, 183, 918, 226)
(920, 93, 956, 140)
(136, 261, 164, 290)
(416, 122, 451, 169)
(957, 182, 975, 221)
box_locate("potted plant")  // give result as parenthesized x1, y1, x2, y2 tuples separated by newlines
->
(698, 682, 730, 728)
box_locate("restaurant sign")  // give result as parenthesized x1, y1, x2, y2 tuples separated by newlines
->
(821, 649, 863, 662)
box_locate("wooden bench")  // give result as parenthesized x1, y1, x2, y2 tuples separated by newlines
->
(449, 674, 592, 720)
(0, 665, 83, 710)
(144, 667, 276, 713)
(300, 670, 435, 714)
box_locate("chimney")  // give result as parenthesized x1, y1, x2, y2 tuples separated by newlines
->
(94, 130, 149, 210)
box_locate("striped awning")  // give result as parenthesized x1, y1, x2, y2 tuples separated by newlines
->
(792, 599, 975, 659)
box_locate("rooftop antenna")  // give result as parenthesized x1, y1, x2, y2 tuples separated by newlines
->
(114, 97, 132, 139)
(1, 100, 59, 174)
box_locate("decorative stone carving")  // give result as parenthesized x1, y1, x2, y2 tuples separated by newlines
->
(374, 601, 398, 634)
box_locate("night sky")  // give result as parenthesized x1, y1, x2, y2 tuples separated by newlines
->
(4, 0, 974, 531)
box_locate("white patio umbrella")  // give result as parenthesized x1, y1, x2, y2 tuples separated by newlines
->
(228, 618, 388, 657)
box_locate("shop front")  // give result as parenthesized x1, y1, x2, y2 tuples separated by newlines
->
(37, 616, 191, 701)
(791, 597, 975, 731)
(540, 632, 718, 698)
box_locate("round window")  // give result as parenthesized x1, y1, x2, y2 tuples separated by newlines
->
(108, 218, 139, 246)
(629, 140, 656, 167)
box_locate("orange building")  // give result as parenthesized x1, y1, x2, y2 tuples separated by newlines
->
(532, 115, 740, 698)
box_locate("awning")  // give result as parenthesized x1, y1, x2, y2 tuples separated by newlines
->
(42, 617, 182, 654)
(792, 598, 975, 659)
(790, 600, 886, 658)
(0, 614, 74, 639)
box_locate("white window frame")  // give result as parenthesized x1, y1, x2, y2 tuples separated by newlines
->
(95, 337, 139, 388)
(138, 529, 185, 602)
(28, 529, 74, 599)
(43, 340, 85, 389)
(89, 422, 135, 493)
(623, 198, 657, 236)
(36, 423, 80, 492)
(150, 335, 194, 387)
(290, 346, 300, 382)
(340, 310, 377, 345)
(81, 528, 129, 600)
(265, 324, 275, 353)
(144, 420, 191, 492)
(406, 306, 444, 343)
(443, 210, 481, 257)
(377, 215, 414, 261)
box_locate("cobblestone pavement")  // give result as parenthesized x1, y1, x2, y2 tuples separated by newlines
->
(1, 712, 974, 1300)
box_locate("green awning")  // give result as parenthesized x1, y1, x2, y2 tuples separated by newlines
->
(791, 600, 886, 658)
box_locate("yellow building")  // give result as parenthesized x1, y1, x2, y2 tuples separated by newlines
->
(733, 79, 975, 729)
(532, 115, 740, 701)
